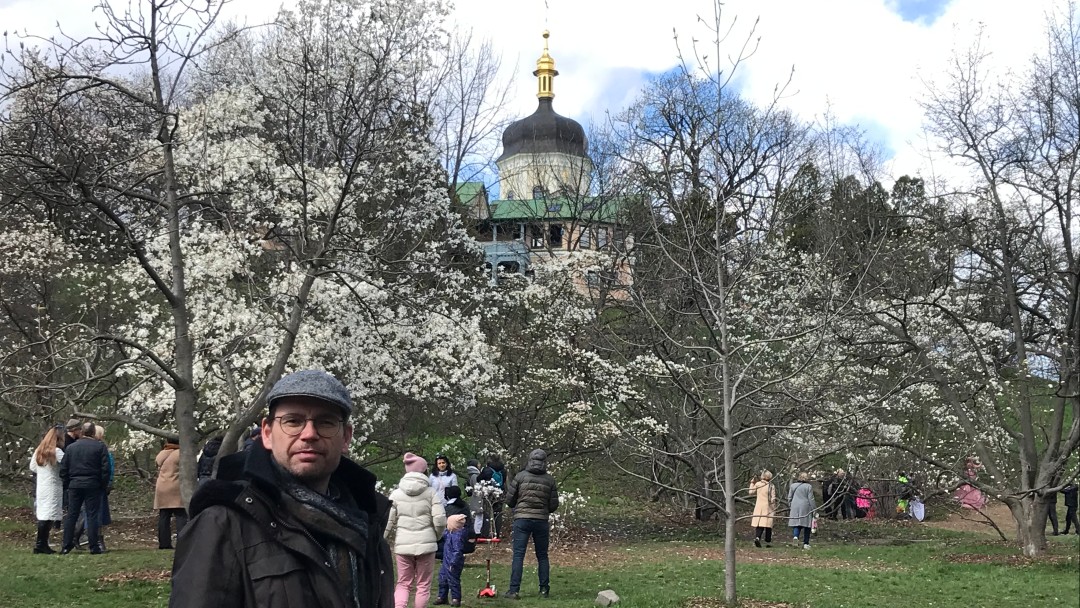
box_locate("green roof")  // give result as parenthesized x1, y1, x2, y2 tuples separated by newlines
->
(455, 181, 487, 202)
(488, 197, 626, 223)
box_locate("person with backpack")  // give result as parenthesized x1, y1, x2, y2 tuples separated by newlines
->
(478, 454, 507, 538)
(749, 470, 777, 547)
(435, 486, 472, 607)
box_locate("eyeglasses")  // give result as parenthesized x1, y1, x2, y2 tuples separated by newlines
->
(272, 414, 344, 438)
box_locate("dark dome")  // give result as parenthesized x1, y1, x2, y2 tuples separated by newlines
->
(497, 98, 588, 162)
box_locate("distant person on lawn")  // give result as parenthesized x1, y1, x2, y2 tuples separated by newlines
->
(435, 485, 472, 606)
(30, 425, 65, 554)
(477, 453, 508, 538)
(62, 418, 82, 449)
(503, 448, 559, 600)
(429, 454, 458, 508)
(386, 452, 456, 608)
(59, 422, 109, 554)
(749, 469, 777, 547)
(73, 424, 114, 552)
(154, 440, 187, 549)
(788, 471, 816, 550)
(169, 369, 396, 608)
(1062, 483, 1079, 535)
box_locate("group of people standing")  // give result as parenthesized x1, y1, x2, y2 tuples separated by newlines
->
(385, 449, 559, 606)
(29, 417, 196, 555)
(29, 419, 113, 554)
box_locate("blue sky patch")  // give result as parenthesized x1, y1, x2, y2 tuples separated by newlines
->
(887, 0, 952, 25)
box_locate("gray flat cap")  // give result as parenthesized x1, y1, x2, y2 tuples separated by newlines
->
(266, 370, 352, 416)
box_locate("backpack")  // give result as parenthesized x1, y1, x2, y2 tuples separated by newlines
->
(491, 469, 504, 488)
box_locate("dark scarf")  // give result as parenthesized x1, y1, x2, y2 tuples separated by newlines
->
(274, 463, 370, 608)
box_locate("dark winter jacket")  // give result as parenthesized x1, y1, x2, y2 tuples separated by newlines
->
(59, 437, 110, 490)
(196, 437, 223, 481)
(1063, 484, 1078, 508)
(168, 442, 394, 608)
(505, 449, 559, 521)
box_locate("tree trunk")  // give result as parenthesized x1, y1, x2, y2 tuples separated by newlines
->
(1007, 496, 1050, 557)
(722, 418, 736, 604)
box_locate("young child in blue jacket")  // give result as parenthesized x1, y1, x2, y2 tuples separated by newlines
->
(436, 486, 472, 606)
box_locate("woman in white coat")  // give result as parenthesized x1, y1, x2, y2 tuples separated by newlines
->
(387, 453, 446, 608)
(29, 426, 65, 554)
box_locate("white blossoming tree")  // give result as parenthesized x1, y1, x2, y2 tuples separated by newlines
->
(837, 8, 1080, 557)
(0, 0, 492, 503)
(464, 251, 661, 468)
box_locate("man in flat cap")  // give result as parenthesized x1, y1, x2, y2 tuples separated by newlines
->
(170, 370, 394, 608)
(63, 418, 82, 449)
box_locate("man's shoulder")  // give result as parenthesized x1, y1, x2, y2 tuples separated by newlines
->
(189, 478, 255, 519)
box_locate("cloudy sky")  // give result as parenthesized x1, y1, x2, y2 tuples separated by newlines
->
(1, 0, 1067, 181)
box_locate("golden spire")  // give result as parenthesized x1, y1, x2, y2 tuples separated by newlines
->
(534, 30, 558, 100)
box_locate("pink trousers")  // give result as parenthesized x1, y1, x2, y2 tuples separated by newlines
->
(394, 552, 436, 608)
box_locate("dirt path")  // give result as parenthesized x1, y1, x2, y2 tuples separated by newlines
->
(921, 500, 1016, 538)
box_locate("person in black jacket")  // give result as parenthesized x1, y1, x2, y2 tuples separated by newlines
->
(1062, 483, 1079, 535)
(503, 449, 559, 600)
(169, 370, 394, 608)
(59, 422, 110, 554)
(1046, 487, 1060, 535)
(196, 435, 223, 485)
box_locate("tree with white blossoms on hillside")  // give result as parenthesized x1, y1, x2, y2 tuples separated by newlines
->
(836, 6, 1080, 557)
(0, 0, 492, 503)
(469, 251, 666, 465)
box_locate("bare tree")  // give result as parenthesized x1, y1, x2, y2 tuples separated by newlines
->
(598, 3, 880, 603)
(428, 29, 515, 191)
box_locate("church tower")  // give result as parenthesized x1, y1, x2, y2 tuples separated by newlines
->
(495, 31, 594, 201)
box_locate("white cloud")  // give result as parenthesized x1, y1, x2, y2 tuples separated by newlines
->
(451, 0, 1065, 181)
(2, 0, 1066, 182)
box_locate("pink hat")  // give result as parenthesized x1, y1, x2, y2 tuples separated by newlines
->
(403, 452, 427, 474)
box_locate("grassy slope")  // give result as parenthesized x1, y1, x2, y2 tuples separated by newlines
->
(1, 483, 1076, 608)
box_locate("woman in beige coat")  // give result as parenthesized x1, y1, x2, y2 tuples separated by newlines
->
(154, 442, 187, 549)
(749, 470, 777, 547)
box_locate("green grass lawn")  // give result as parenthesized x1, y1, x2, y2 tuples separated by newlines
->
(0, 486, 1076, 608)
